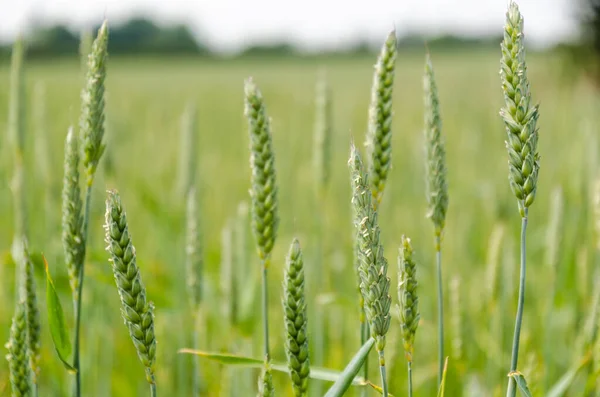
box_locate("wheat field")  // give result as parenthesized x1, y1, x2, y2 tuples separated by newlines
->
(0, 46, 598, 396)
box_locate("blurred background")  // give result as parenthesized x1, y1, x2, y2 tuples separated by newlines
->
(2, 0, 600, 396)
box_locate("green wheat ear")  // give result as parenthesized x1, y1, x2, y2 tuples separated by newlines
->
(398, 236, 419, 362)
(424, 53, 449, 238)
(282, 239, 310, 396)
(80, 20, 109, 186)
(244, 78, 279, 261)
(500, 1, 540, 217)
(104, 191, 157, 388)
(366, 30, 397, 206)
(22, 246, 40, 385)
(5, 301, 32, 397)
(61, 127, 85, 303)
(349, 143, 392, 394)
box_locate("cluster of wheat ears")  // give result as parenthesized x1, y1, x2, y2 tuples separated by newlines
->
(3, 2, 573, 396)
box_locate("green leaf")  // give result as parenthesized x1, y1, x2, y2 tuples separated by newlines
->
(324, 337, 376, 397)
(547, 353, 592, 397)
(178, 350, 263, 366)
(509, 371, 533, 397)
(178, 349, 375, 388)
(437, 357, 449, 397)
(45, 257, 76, 372)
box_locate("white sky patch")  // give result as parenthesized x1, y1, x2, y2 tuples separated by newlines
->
(0, 0, 581, 50)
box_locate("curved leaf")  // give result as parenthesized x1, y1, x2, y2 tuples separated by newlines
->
(324, 337, 375, 397)
(547, 353, 592, 397)
(45, 257, 76, 372)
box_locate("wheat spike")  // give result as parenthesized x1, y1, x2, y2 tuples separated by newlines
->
(349, 144, 392, 355)
(282, 239, 310, 396)
(61, 128, 85, 302)
(245, 78, 279, 261)
(104, 190, 157, 386)
(500, 1, 540, 217)
(80, 21, 108, 186)
(397, 236, 420, 362)
(366, 30, 397, 205)
(424, 53, 449, 238)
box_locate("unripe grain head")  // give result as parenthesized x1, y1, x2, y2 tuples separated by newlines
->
(366, 30, 397, 205)
(104, 190, 157, 384)
(500, 1, 540, 217)
(349, 144, 392, 354)
(397, 236, 419, 362)
(5, 301, 31, 397)
(244, 78, 279, 261)
(282, 239, 310, 396)
(424, 53, 449, 237)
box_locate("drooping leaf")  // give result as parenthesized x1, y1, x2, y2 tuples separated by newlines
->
(509, 371, 533, 397)
(178, 350, 262, 366)
(45, 257, 76, 372)
(324, 337, 376, 397)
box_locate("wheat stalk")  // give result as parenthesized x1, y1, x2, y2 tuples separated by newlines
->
(244, 78, 279, 364)
(397, 236, 419, 397)
(282, 239, 310, 396)
(349, 143, 391, 396)
(71, 22, 109, 395)
(5, 301, 32, 397)
(500, 3, 540, 396)
(366, 30, 397, 207)
(423, 52, 449, 384)
(104, 190, 157, 396)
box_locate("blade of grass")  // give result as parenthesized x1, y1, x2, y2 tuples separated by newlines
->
(44, 257, 76, 372)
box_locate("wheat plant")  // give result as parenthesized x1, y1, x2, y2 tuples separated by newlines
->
(499, 2, 540, 396)
(66, 21, 109, 396)
(398, 236, 420, 397)
(244, 78, 279, 381)
(349, 144, 392, 396)
(104, 190, 157, 396)
(423, 52, 449, 384)
(282, 239, 310, 396)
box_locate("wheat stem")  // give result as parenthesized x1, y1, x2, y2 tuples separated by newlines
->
(436, 238, 444, 384)
(408, 361, 413, 397)
(506, 211, 528, 397)
(261, 262, 270, 360)
(378, 350, 388, 397)
(72, 184, 92, 396)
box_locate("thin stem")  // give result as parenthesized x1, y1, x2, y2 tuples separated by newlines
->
(73, 184, 93, 397)
(436, 235, 444, 386)
(506, 211, 528, 397)
(150, 381, 157, 397)
(261, 259, 270, 361)
(361, 321, 369, 397)
(408, 361, 413, 397)
(378, 351, 388, 397)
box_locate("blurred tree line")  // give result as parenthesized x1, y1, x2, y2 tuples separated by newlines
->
(0, 15, 508, 60)
(0, 18, 209, 59)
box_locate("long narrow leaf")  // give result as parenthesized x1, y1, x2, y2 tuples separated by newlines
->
(509, 372, 533, 397)
(546, 353, 592, 397)
(178, 348, 371, 386)
(45, 257, 76, 372)
(324, 337, 376, 397)
(437, 357, 449, 397)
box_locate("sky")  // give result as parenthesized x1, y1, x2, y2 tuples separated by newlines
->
(0, 0, 582, 51)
